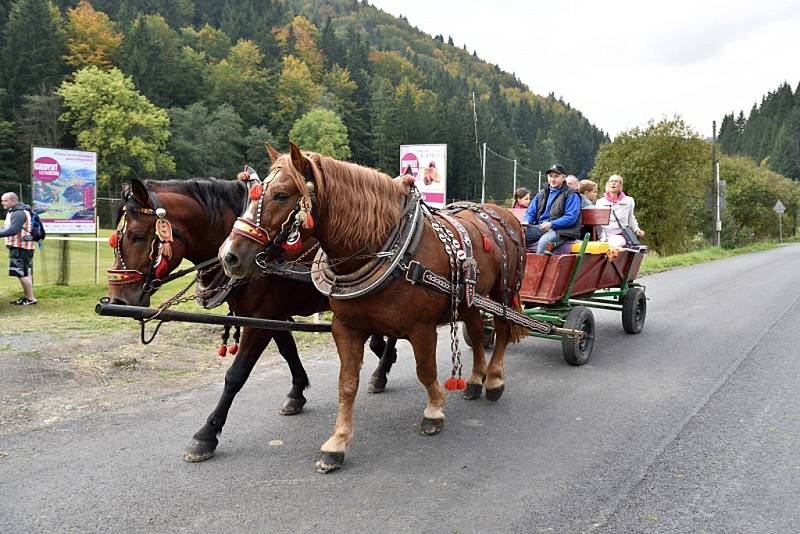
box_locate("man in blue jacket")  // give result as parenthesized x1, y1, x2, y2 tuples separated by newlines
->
(523, 164, 582, 254)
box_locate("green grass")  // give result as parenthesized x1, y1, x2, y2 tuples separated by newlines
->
(0, 228, 116, 296)
(639, 241, 784, 276)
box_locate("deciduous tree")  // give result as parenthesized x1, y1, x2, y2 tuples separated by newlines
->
(591, 117, 710, 255)
(64, 0, 123, 70)
(58, 66, 174, 190)
(289, 107, 351, 159)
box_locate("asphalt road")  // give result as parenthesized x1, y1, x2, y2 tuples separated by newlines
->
(2, 245, 799, 533)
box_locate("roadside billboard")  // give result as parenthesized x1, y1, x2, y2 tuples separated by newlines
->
(399, 144, 447, 208)
(31, 147, 97, 234)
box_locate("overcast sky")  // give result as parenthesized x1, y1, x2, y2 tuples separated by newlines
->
(368, 0, 800, 138)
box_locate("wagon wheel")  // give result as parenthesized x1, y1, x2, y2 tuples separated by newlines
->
(621, 287, 646, 334)
(561, 306, 594, 366)
(462, 319, 495, 349)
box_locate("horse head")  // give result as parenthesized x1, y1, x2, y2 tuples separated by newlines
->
(220, 142, 319, 278)
(105, 178, 186, 307)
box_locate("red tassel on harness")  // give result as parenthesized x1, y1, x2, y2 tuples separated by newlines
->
(217, 345, 227, 357)
(228, 343, 239, 355)
(444, 376, 466, 391)
(281, 237, 303, 252)
(249, 183, 263, 201)
(154, 256, 170, 279)
(305, 212, 315, 229)
(482, 235, 492, 252)
(108, 232, 119, 249)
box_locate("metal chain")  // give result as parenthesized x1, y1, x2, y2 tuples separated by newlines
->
(423, 206, 464, 379)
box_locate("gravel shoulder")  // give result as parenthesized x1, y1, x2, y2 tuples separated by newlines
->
(0, 322, 338, 437)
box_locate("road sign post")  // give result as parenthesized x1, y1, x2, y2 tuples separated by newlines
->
(774, 200, 786, 243)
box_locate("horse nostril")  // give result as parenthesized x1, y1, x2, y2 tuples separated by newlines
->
(224, 252, 239, 267)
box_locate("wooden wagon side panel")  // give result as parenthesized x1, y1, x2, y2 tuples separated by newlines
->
(520, 253, 577, 304)
(520, 249, 645, 304)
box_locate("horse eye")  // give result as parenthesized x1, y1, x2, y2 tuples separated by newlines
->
(273, 192, 290, 202)
(130, 233, 147, 244)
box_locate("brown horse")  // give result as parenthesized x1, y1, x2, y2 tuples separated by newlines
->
(220, 143, 527, 472)
(105, 177, 398, 462)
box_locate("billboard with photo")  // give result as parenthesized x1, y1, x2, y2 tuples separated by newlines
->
(31, 147, 97, 234)
(399, 144, 447, 208)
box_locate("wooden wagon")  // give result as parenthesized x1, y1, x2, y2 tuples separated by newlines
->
(465, 207, 647, 365)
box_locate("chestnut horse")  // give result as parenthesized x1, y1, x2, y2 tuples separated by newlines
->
(220, 143, 527, 472)
(105, 177, 398, 462)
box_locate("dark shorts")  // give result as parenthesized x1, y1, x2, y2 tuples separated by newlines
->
(8, 247, 34, 277)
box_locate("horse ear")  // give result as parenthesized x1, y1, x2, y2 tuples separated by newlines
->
(288, 141, 310, 176)
(131, 178, 152, 209)
(265, 142, 280, 164)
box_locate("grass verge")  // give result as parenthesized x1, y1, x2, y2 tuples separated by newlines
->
(639, 241, 785, 276)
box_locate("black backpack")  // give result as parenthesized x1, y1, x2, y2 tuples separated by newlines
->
(26, 209, 46, 242)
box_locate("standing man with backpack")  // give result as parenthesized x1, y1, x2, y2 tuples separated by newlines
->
(1, 192, 37, 305)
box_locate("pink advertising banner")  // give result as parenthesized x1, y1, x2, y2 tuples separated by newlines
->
(31, 147, 97, 234)
(399, 144, 447, 208)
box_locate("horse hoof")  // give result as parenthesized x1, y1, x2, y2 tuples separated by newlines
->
(485, 384, 505, 402)
(420, 417, 445, 435)
(280, 397, 306, 415)
(316, 451, 345, 473)
(462, 382, 483, 400)
(183, 439, 217, 462)
(367, 375, 387, 394)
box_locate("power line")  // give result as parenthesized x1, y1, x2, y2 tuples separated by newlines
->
(485, 145, 538, 175)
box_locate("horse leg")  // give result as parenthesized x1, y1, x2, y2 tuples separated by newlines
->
(462, 309, 487, 400)
(184, 327, 271, 462)
(316, 319, 366, 473)
(410, 327, 446, 435)
(485, 317, 510, 402)
(367, 336, 398, 394)
(272, 330, 309, 415)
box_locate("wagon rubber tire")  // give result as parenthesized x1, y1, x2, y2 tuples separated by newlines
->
(561, 306, 594, 366)
(462, 324, 494, 349)
(621, 287, 646, 334)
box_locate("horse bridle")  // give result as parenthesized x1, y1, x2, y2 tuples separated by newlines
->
(230, 165, 316, 266)
(107, 191, 177, 294)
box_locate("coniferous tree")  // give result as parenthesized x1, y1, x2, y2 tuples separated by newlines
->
(1, 0, 68, 112)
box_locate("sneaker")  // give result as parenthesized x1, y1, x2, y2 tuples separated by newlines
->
(12, 297, 37, 306)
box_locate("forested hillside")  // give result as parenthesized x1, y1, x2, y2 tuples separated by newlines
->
(0, 0, 607, 201)
(718, 81, 800, 181)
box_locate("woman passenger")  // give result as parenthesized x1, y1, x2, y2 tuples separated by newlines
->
(595, 174, 645, 248)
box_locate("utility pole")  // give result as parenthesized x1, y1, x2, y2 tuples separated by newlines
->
(472, 91, 481, 200)
(713, 121, 721, 246)
(512, 159, 517, 198)
(481, 142, 487, 203)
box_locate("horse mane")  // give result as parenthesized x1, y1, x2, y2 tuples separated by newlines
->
(275, 153, 406, 251)
(124, 178, 247, 221)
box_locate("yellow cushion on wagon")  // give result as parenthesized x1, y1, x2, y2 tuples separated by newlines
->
(570, 241, 610, 254)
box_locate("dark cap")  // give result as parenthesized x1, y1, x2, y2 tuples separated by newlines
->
(546, 164, 567, 175)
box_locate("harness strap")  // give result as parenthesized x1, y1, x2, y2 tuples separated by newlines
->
(436, 211, 478, 308)
(402, 259, 582, 338)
